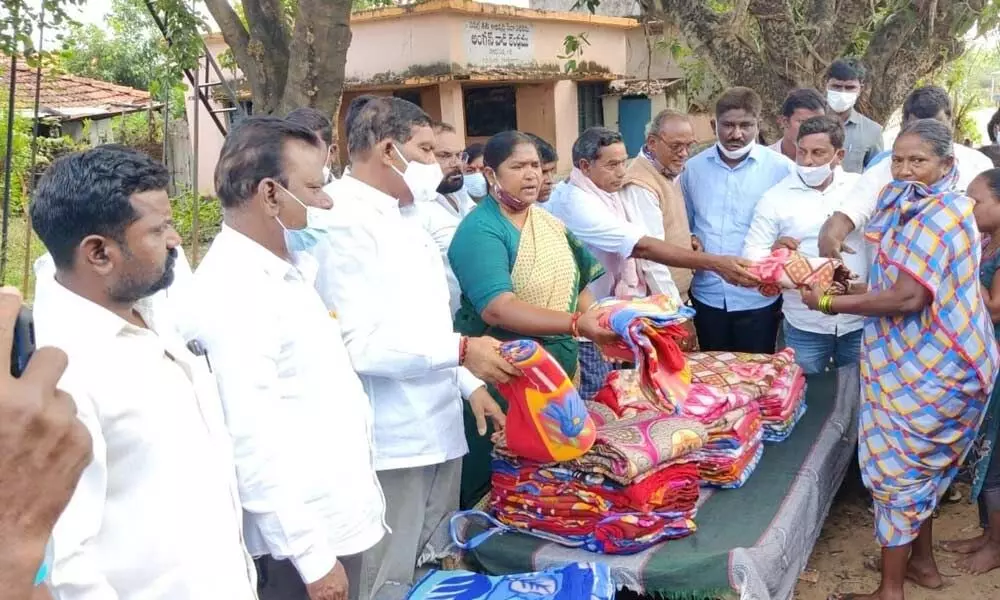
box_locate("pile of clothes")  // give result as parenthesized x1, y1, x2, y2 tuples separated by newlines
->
(685, 349, 807, 443)
(488, 406, 707, 554)
(407, 561, 616, 600)
(685, 385, 764, 488)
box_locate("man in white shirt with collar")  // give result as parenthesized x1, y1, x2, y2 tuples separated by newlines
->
(819, 85, 994, 258)
(28, 145, 257, 599)
(194, 117, 387, 600)
(744, 115, 866, 373)
(412, 120, 478, 316)
(306, 96, 517, 592)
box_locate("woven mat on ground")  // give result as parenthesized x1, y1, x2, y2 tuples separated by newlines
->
(460, 367, 860, 600)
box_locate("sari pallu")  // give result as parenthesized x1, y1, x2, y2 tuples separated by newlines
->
(860, 168, 1000, 547)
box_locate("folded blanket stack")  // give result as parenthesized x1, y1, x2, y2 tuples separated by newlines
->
(686, 349, 808, 443)
(689, 400, 764, 488)
(407, 561, 616, 600)
(592, 294, 696, 412)
(488, 409, 708, 554)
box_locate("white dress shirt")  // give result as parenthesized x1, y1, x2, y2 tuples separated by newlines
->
(409, 191, 477, 316)
(34, 278, 257, 600)
(34, 247, 197, 340)
(544, 181, 681, 303)
(304, 175, 484, 472)
(743, 168, 867, 336)
(194, 226, 386, 584)
(838, 143, 994, 230)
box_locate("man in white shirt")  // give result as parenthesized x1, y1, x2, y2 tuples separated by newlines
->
(545, 126, 683, 397)
(28, 145, 257, 599)
(768, 88, 827, 161)
(819, 85, 994, 258)
(194, 117, 387, 600)
(304, 97, 517, 592)
(744, 116, 866, 373)
(287, 107, 339, 184)
(416, 121, 478, 316)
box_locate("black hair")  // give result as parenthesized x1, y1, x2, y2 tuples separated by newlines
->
(979, 145, 1000, 168)
(465, 142, 485, 162)
(897, 118, 954, 159)
(432, 121, 456, 134)
(524, 132, 558, 164)
(976, 168, 1000, 201)
(285, 107, 334, 146)
(214, 116, 322, 209)
(781, 88, 827, 118)
(902, 86, 952, 121)
(572, 127, 623, 166)
(344, 94, 379, 139)
(483, 130, 537, 171)
(715, 87, 762, 118)
(30, 145, 169, 269)
(826, 58, 866, 83)
(796, 115, 845, 149)
(347, 96, 432, 157)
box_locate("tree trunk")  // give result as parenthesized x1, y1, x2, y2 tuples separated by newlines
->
(644, 0, 985, 138)
(201, 0, 353, 122)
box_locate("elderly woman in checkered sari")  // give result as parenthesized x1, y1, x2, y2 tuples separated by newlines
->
(802, 118, 1000, 600)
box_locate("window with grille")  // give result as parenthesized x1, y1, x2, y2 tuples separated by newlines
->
(577, 82, 608, 132)
(464, 86, 517, 137)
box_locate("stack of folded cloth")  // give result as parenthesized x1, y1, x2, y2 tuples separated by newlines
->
(489, 407, 708, 554)
(593, 369, 766, 488)
(591, 294, 697, 412)
(685, 348, 808, 443)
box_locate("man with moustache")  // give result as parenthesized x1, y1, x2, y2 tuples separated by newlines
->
(29, 145, 257, 598)
(524, 133, 558, 203)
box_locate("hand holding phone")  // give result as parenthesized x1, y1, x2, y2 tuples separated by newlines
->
(0, 286, 91, 595)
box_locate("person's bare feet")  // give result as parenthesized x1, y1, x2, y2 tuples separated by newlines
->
(864, 555, 944, 589)
(827, 587, 905, 600)
(906, 554, 944, 589)
(954, 540, 1000, 575)
(940, 533, 989, 555)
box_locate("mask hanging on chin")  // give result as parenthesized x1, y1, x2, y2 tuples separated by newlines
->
(274, 184, 330, 252)
(716, 139, 755, 160)
(391, 145, 444, 203)
(492, 179, 530, 212)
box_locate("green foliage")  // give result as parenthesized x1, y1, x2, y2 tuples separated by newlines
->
(169, 190, 223, 261)
(922, 46, 1000, 146)
(1, 0, 85, 56)
(0, 111, 34, 215)
(559, 33, 591, 73)
(352, 0, 397, 11)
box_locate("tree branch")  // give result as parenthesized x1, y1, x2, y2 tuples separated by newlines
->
(202, 0, 251, 65)
(280, 0, 353, 117)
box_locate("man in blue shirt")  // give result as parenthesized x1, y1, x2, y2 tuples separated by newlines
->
(681, 87, 794, 353)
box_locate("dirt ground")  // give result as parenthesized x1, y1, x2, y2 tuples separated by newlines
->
(794, 481, 1000, 600)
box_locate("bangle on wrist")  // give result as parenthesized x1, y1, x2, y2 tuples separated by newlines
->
(570, 312, 582, 338)
(459, 336, 469, 365)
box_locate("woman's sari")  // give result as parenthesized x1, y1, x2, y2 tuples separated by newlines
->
(970, 242, 1000, 506)
(449, 195, 604, 508)
(860, 167, 1000, 547)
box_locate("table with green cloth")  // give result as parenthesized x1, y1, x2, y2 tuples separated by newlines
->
(456, 367, 861, 600)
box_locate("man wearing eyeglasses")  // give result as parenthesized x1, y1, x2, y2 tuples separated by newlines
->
(622, 109, 700, 306)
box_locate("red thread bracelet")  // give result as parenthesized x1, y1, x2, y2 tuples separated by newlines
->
(459, 336, 469, 365)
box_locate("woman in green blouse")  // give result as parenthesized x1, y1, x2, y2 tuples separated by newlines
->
(448, 130, 615, 508)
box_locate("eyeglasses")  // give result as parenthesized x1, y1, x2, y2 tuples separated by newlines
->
(653, 135, 695, 153)
(435, 150, 469, 164)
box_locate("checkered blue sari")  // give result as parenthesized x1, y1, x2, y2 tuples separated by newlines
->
(859, 167, 999, 547)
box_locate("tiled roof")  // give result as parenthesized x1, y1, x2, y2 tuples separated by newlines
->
(0, 56, 151, 117)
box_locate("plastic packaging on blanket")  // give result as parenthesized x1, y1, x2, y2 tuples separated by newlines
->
(496, 339, 597, 463)
(746, 247, 854, 297)
(406, 560, 616, 600)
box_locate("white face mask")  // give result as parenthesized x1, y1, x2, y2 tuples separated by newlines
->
(796, 162, 833, 187)
(464, 172, 488, 198)
(716, 138, 755, 160)
(392, 145, 444, 203)
(826, 89, 858, 113)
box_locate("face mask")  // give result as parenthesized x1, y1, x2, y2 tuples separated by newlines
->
(464, 172, 488, 198)
(797, 162, 833, 187)
(392, 145, 444, 203)
(826, 89, 858, 113)
(274, 184, 328, 252)
(716, 137, 755, 160)
(493, 179, 530, 212)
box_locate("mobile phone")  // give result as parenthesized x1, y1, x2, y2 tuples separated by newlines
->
(9, 306, 35, 378)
